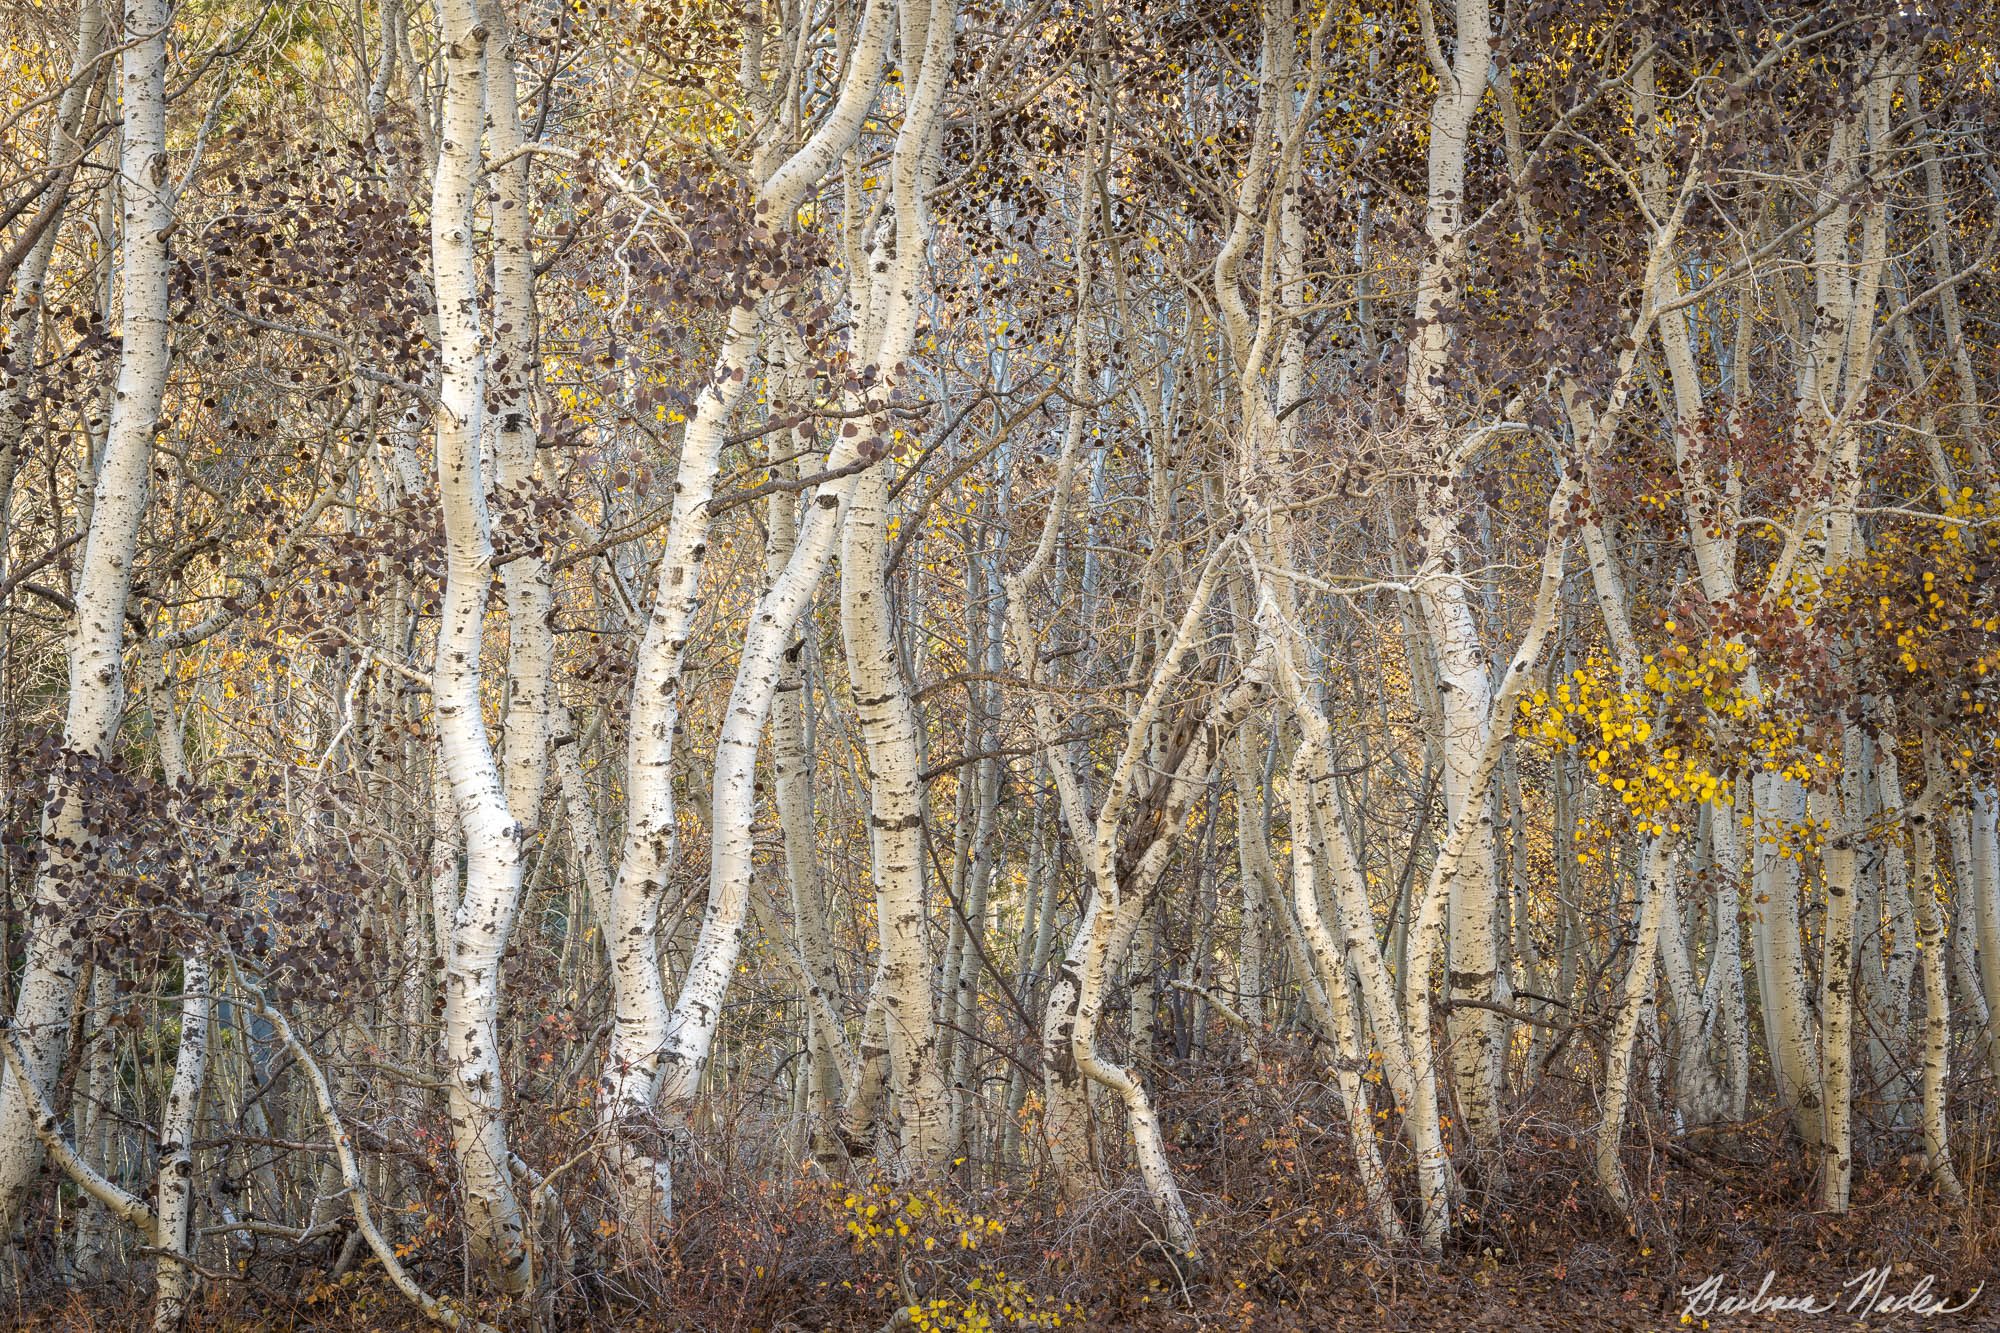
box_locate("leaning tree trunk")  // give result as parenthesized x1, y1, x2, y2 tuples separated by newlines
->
(593, 0, 893, 1225)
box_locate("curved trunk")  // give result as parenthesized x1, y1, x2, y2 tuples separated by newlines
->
(596, 0, 898, 1224)
(764, 431, 845, 1153)
(1283, 752, 1402, 1243)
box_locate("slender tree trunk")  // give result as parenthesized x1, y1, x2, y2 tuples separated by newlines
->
(1972, 788, 2000, 1081)
(1656, 863, 1717, 1124)
(484, 0, 553, 837)
(429, 0, 531, 1287)
(595, 0, 895, 1225)
(1283, 752, 1402, 1243)
(153, 954, 210, 1332)
(1818, 724, 1863, 1211)
(1753, 772, 1824, 1146)
(1598, 839, 1671, 1219)
(841, 462, 949, 1173)
(1403, 0, 1504, 1157)
(763, 413, 844, 1153)
(1866, 725, 1919, 1123)
(69, 968, 118, 1279)
(146, 652, 209, 1330)
(1907, 778, 1964, 1205)
(0, 0, 171, 1237)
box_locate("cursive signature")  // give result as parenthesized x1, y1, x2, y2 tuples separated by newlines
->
(1679, 1269, 1984, 1322)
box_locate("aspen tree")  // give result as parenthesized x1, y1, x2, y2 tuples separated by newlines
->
(0, 0, 173, 1238)
(595, 0, 896, 1224)
(429, 0, 533, 1287)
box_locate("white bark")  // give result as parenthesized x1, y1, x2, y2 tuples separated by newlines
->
(595, 0, 895, 1224)
(654, 0, 951, 1155)
(1943, 806, 1990, 1037)
(1704, 809, 1751, 1119)
(1010, 502, 1255, 1253)
(1402, 0, 1504, 1153)
(1283, 752, 1401, 1243)
(70, 971, 116, 1278)
(1386, 474, 1575, 1247)
(1231, 729, 1275, 1046)
(0, 0, 171, 1236)
(1972, 788, 2000, 1081)
(840, 461, 949, 1172)
(1818, 724, 1863, 1211)
(484, 0, 554, 836)
(1629, 45, 1757, 1128)
(1597, 839, 1672, 1219)
(1866, 726, 1919, 1121)
(1655, 862, 1719, 1124)
(429, 0, 530, 1287)
(153, 954, 210, 1332)
(233, 967, 497, 1333)
(1752, 772, 1824, 1146)
(946, 555, 1003, 1158)
(1056, 657, 1267, 1261)
(147, 657, 208, 1331)
(763, 421, 844, 1145)
(1907, 791, 1964, 1205)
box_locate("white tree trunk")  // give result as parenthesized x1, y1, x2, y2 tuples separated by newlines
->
(840, 462, 949, 1172)
(147, 655, 209, 1330)
(1972, 788, 2000, 1081)
(1865, 725, 1919, 1123)
(1817, 724, 1864, 1211)
(1752, 771, 1824, 1146)
(763, 425, 845, 1148)
(1402, 0, 1505, 1154)
(1703, 800, 1752, 1119)
(1943, 805, 1991, 1041)
(1598, 839, 1671, 1218)
(153, 954, 210, 1332)
(483, 0, 554, 836)
(429, 0, 530, 1288)
(595, 0, 895, 1224)
(1283, 753, 1402, 1243)
(1907, 798, 1963, 1205)
(0, 0, 171, 1236)
(1655, 863, 1719, 1124)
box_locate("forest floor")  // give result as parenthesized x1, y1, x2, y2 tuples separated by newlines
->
(7, 1053, 1997, 1331)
